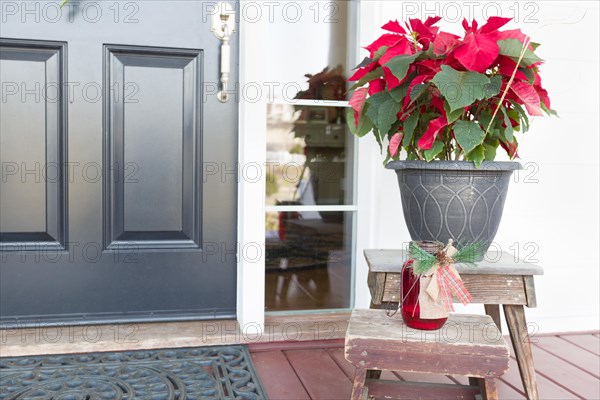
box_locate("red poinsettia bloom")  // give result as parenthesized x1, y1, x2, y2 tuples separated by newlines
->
(452, 17, 511, 73)
(347, 16, 555, 165)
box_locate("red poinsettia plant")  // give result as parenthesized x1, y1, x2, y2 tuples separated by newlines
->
(347, 16, 556, 166)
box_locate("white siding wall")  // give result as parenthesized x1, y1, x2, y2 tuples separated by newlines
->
(355, 1, 599, 333)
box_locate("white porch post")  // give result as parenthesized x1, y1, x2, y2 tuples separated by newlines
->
(354, 1, 384, 309)
(237, 1, 267, 333)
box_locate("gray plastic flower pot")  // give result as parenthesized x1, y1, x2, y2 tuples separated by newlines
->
(386, 160, 522, 259)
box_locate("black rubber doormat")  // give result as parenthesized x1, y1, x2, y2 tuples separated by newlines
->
(0, 345, 267, 399)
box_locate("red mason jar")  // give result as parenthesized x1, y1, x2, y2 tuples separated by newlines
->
(401, 241, 448, 330)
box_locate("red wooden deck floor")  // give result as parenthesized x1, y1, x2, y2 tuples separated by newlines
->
(250, 332, 600, 400)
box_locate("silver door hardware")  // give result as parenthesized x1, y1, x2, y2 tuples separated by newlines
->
(211, 2, 236, 103)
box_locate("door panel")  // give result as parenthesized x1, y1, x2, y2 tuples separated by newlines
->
(105, 45, 203, 249)
(0, 1, 238, 325)
(0, 41, 67, 251)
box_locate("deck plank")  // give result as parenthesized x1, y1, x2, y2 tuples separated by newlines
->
(495, 379, 527, 399)
(325, 348, 403, 382)
(534, 336, 600, 378)
(251, 333, 599, 400)
(325, 347, 356, 380)
(285, 348, 353, 399)
(502, 355, 579, 399)
(451, 374, 526, 399)
(251, 350, 311, 400)
(559, 333, 600, 356)
(529, 344, 599, 399)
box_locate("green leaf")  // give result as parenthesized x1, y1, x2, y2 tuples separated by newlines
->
(431, 66, 490, 112)
(389, 120, 402, 140)
(365, 92, 401, 138)
(377, 98, 402, 137)
(416, 112, 438, 138)
(507, 108, 524, 133)
(416, 45, 438, 61)
(351, 47, 386, 72)
(478, 110, 494, 133)
(520, 68, 536, 84)
(500, 107, 514, 142)
(389, 79, 411, 102)
(465, 144, 486, 167)
(60, 0, 69, 7)
(483, 140, 498, 161)
(353, 57, 373, 70)
(498, 39, 544, 67)
(346, 107, 373, 137)
(422, 139, 445, 162)
(384, 53, 420, 82)
(541, 102, 559, 117)
(365, 92, 388, 121)
(409, 83, 428, 102)
(402, 112, 419, 147)
(453, 120, 486, 154)
(373, 46, 389, 62)
(349, 67, 383, 90)
(530, 42, 541, 51)
(383, 152, 392, 166)
(484, 75, 502, 99)
(509, 100, 530, 131)
(372, 127, 382, 150)
(444, 101, 463, 124)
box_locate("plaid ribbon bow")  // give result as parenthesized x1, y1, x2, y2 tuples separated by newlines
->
(436, 264, 473, 312)
(419, 239, 475, 312)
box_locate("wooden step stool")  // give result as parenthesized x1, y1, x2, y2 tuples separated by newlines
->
(345, 309, 510, 400)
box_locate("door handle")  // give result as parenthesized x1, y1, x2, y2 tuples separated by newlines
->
(211, 2, 236, 103)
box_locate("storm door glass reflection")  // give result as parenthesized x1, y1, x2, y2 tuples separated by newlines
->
(265, 211, 352, 311)
(266, 104, 353, 207)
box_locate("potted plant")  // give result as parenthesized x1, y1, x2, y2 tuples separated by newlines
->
(347, 16, 555, 255)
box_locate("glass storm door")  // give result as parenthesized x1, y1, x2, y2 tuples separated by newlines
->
(0, 1, 239, 325)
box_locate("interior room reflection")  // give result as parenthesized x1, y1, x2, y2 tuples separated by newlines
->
(265, 101, 353, 311)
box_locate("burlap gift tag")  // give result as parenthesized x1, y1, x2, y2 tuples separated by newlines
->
(417, 274, 448, 319)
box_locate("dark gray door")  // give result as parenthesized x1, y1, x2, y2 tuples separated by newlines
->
(0, 1, 238, 325)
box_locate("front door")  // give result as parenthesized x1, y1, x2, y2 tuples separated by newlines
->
(0, 1, 239, 325)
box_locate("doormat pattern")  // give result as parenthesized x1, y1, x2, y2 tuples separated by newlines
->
(0, 345, 266, 399)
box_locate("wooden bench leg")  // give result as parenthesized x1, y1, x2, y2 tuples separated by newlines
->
(483, 378, 498, 400)
(504, 304, 539, 400)
(351, 367, 367, 400)
(472, 377, 498, 400)
(367, 301, 386, 380)
(484, 304, 502, 333)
